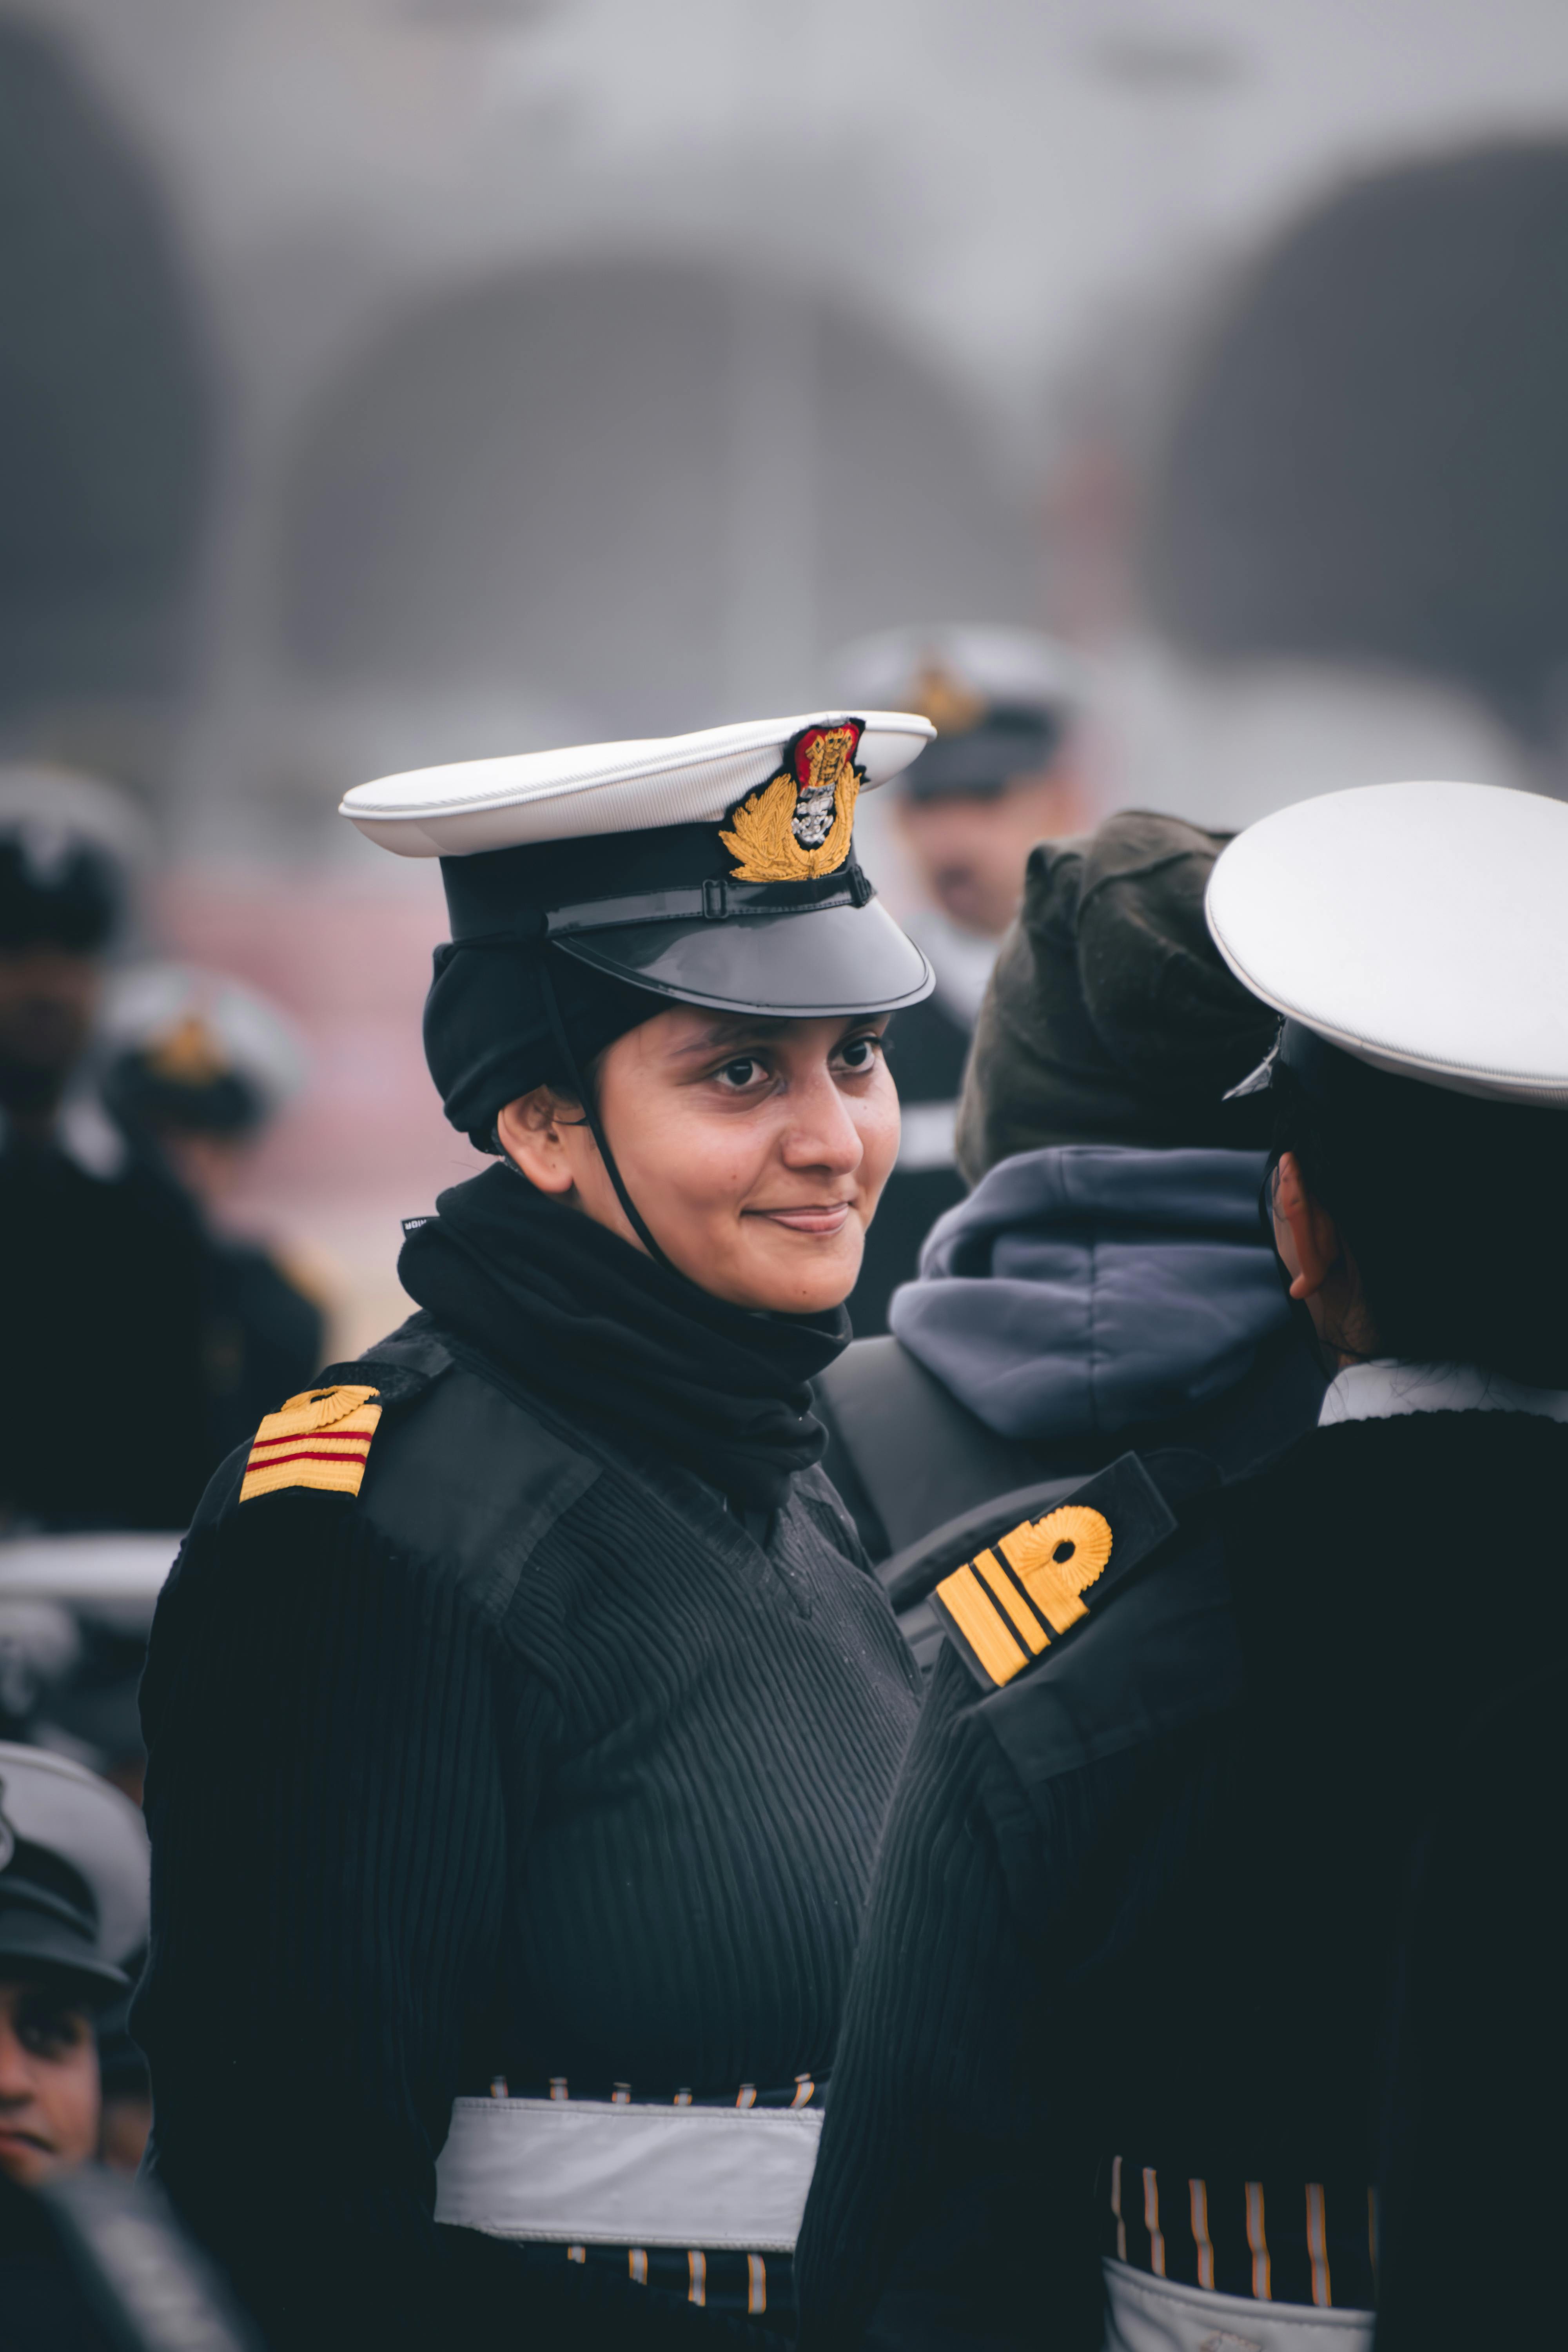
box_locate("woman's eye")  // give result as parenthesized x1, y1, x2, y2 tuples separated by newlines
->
(21, 2019, 78, 2060)
(717, 1057, 761, 1089)
(838, 1035, 880, 1072)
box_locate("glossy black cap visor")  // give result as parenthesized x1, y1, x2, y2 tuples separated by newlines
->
(554, 896, 935, 1017)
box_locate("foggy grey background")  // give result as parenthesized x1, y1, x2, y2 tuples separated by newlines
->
(7, 0, 1568, 1341)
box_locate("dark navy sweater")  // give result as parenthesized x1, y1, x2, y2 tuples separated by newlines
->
(134, 1320, 920, 2350)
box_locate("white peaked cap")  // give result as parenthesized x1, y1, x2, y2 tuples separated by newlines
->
(340, 710, 935, 858)
(1206, 779, 1568, 1104)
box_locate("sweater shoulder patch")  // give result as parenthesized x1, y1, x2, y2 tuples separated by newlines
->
(239, 1385, 383, 1504)
(931, 1452, 1177, 1691)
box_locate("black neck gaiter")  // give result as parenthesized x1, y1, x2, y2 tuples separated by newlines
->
(397, 1162, 849, 1512)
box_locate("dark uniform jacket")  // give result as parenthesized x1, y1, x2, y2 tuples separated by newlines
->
(793, 1408, 1568, 2348)
(135, 1318, 920, 2352)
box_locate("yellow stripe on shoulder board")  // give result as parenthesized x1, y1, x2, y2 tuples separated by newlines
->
(934, 1503, 1114, 1689)
(239, 1384, 383, 1504)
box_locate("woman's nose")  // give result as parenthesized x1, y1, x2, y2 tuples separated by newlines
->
(779, 1071, 865, 1171)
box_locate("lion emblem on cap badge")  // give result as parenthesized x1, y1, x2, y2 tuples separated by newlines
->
(719, 721, 865, 884)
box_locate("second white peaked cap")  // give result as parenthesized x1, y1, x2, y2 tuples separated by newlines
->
(341, 710, 935, 857)
(1207, 779, 1568, 1104)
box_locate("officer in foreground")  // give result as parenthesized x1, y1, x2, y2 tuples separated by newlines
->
(136, 711, 935, 2349)
(831, 629, 1083, 1334)
(794, 779, 1568, 2350)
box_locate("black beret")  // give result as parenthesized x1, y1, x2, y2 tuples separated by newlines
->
(956, 809, 1279, 1182)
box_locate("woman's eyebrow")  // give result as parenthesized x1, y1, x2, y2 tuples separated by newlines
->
(668, 1020, 788, 1060)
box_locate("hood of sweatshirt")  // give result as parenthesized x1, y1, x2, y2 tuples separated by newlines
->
(887, 1143, 1289, 1444)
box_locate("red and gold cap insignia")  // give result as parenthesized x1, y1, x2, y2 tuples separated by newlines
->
(719, 721, 866, 884)
(240, 1384, 383, 1504)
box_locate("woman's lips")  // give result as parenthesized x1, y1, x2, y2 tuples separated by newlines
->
(751, 1203, 853, 1235)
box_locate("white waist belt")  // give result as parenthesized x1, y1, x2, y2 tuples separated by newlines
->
(433, 2097, 824, 2251)
(1102, 2258, 1374, 2352)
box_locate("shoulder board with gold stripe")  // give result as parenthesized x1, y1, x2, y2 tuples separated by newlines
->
(239, 1385, 383, 1504)
(931, 1453, 1178, 1692)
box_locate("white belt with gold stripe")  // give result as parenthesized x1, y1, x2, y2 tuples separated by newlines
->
(433, 2096, 824, 2251)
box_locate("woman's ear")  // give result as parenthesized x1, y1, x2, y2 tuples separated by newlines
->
(1272, 1149, 1343, 1303)
(495, 1088, 582, 1196)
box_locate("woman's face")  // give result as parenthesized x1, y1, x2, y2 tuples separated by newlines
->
(498, 1007, 900, 1313)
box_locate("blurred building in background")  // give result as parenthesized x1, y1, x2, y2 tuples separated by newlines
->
(4, 0, 1568, 1345)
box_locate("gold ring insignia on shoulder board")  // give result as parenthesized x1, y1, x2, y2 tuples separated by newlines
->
(933, 1504, 1114, 1690)
(240, 1384, 383, 1503)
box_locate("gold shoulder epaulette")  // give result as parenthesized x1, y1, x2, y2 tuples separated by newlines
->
(239, 1385, 383, 1504)
(932, 1504, 1114, 1691)
(929, 1453, 1183, 1692)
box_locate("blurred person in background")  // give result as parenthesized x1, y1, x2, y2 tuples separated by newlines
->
(831, 628, 1084, 1336)
(0, 1751, 256, 2352)
(101, 963, 326, 1460)
(0, 776, 211, 1532)
(0, 1742, 147, 2190)
(136, 714, 935, 2351)
(817, 812, 1324, 1565)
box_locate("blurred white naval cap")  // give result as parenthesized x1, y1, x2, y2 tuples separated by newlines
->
(100, 964, 309, 1120)
(1206, 779, 1568, 1105)
(0, 1742, 149, 1990)
(830, 625, 1082, 721)
(339, 709, 935, 858)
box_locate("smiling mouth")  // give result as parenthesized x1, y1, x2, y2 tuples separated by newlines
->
(750, 1203, 853, 1235)
(0, 2126, 49, 2151)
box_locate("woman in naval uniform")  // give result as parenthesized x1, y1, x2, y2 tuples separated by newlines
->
(793, 778, 1568, 2352)
(133, 713, 936, 2351)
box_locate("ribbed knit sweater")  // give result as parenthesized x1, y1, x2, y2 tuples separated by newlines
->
(134, 1318, 920, 2350)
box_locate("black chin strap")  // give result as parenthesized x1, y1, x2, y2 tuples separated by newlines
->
(537, 954, 675, 1274)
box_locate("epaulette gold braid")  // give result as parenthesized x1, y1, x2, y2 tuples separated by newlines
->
(933, 1503, 1114, 1690)
(239, 1385, 383, 1503)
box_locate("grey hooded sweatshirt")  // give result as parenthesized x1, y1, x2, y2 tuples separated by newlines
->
(816, 1142, 1325, 1563)
(889, 1142, 1295, 1446)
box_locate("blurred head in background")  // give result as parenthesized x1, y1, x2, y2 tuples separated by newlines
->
(835, 626, 1085, 941)
(956, 809, 1277, 1184)
(0, 1747, 148, 2188)
(99, 964, 308, 1216)
(0, 778, 127, 1146)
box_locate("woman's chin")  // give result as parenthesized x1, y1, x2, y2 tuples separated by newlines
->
(696, 1233, 863, 1317)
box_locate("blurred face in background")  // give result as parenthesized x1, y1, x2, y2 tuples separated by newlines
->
(892, 762, 1085, 938)
(0, 1975, 100, 2185)
(0, 944, 102, 1120)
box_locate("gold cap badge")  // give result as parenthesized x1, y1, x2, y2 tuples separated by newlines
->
(907, 659, 986, 737)
(719, 721, 866, 885)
